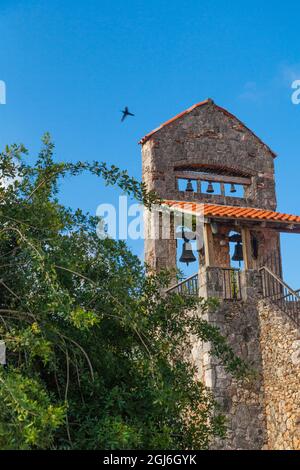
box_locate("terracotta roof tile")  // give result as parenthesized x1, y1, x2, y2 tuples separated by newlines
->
(139, 99, 276, 157)
(163, 200, 300, 225)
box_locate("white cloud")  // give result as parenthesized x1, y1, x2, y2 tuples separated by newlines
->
(238, 81, 265, 102)
(279, 63, 300, 85)
(238, 63, 300, 104)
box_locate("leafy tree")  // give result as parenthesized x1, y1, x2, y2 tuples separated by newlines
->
(0, 135, 247, 449)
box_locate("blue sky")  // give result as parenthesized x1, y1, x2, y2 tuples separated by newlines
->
(1, 0, 300, 286)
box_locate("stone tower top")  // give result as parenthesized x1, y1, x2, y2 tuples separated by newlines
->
(140, 101, 300, 451)
(141, 100, 277, 211)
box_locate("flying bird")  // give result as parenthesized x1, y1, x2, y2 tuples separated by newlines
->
(121, 106, 135, 122)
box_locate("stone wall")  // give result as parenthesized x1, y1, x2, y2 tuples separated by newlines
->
(141, 100, 276, 210)
(193, 268, 300, 450)
(141, 101, 300, 449)
(193, 268, 267, 449)
(192, 299, 267, 450)
(258, 299, 300, 450)
(141, 100, 277, 270)
(143, 209, 177, 273)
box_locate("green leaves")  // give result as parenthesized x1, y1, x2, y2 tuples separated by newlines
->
(96, 416, 142, 450)
(0, 369, 65, 449)
(0, 134, 248, 450)
(70, 307, 100, 330)
(4, 325, 53, 365)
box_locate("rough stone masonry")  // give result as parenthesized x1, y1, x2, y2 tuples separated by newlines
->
(140, 99, 300, 450)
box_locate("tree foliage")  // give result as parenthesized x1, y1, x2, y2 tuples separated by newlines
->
(0, 135, 247, 449)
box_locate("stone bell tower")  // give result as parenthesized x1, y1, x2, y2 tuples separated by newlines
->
(140, 99, 300, 450)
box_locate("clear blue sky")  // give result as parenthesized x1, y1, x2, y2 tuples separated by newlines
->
(1, 0, 300, 286)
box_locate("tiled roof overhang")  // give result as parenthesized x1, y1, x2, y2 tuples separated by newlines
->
(139, 99, 277, 158)
(163, 200, 300, 232)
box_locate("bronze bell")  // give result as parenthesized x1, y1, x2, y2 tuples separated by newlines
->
(206, 182, 214, 193)
(230, 183, 237, 193)
(232, 241, 243, 262)
(179, 241, 197, 265)
(229, 233, 242, 243)
(185, 179, 194, 192)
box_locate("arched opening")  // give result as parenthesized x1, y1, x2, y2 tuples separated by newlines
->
(174, 164, 253, 200)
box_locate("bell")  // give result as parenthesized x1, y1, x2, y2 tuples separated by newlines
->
(230, 183, 237, 193)
(179, 241, 197, 266)
(185, 179, 194, 192)
(206, 182, 214, 193)
(232, 241, 243, 262)
(229, 233, 242, 243)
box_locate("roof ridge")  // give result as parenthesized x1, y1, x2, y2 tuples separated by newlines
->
(139, 100, 277, 158)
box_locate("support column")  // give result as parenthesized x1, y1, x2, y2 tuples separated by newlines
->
(203, 223, 215, 267)
(241, 227, 253, 270)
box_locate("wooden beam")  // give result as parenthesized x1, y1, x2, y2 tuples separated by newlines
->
(241, 227, 253, 270)
(203, 223, 215, 267)
(220, 182, 225, 196)
(203, 215, 300, 233)
(196, 180, 202, 193)
(175, 171, 251, 185)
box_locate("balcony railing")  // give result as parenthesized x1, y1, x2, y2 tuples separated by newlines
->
(166, 273, 199, 296)
(219, 268, 242, 300)
(166, 267, 242, 300)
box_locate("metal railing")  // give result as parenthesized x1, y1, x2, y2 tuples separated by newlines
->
(260, 266, 300, 327)
(220, 268, 242, 300)
(166, 273, 199, 296)
(261, 250, 282, 278)
(166, 268, 242, 300)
